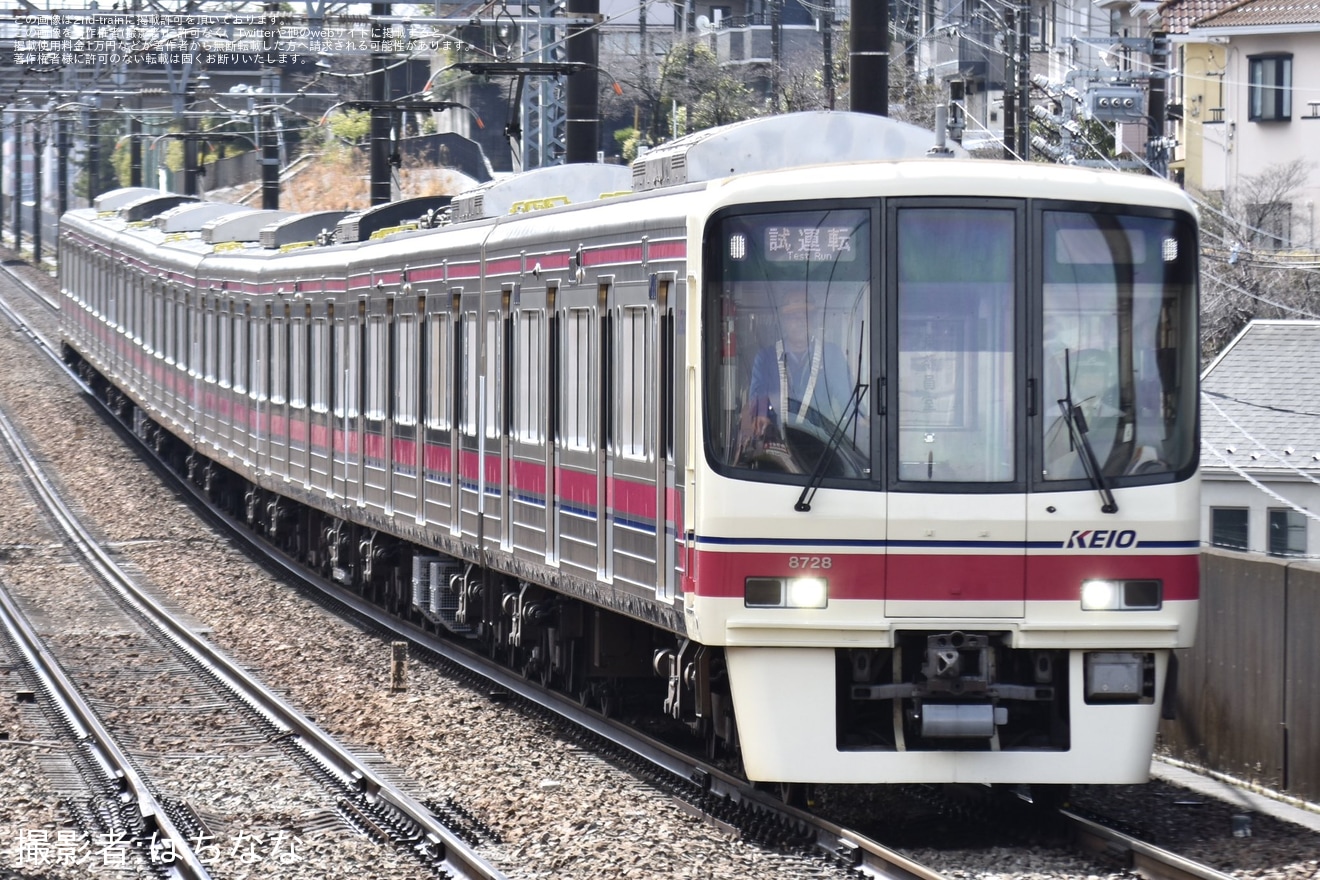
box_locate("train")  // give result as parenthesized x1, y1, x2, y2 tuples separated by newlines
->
(58, 111, 1200, 788)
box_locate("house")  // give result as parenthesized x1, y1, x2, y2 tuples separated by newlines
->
(1200, 320, 1320, 556)
(1169, 0, 1320, 248)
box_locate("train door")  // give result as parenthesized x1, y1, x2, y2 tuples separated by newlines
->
(332, 299, 364, 505)
(421, 293, 454, 530)
(150, 280, 166, 420)
(454, 288, 498, 546)
(287, 299, 310, 487)
(174, 290, 191, 434)
(249, 302, 270, 475)
(390, 288, 421, 523)
(551, 290, 597, 581)
(884, 202, 1027, 618)
(509, 286, 548, 559)
(267, 302, 289, 480)
(308, 302, 332, 496)
(362, 296, 391, 513)
(231, 301, 251, 469)
(654, 275, 678, 601)
(543, 283, 559, 565)
(215, 297, 232, 455)
(188, 288, 203, 442)
(597, 282, 614, 582)
(447, 290, 463, 536)
(497, 285, 513, 551)
(200, 291, 219, 451)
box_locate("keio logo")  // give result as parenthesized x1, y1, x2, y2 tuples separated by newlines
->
(1064, 529, 1138, 549)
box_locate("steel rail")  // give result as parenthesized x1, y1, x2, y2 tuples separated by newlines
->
(0, 289, 508, 880)
(0, 416, 213, 880)
(1063, 808, 1239, 880)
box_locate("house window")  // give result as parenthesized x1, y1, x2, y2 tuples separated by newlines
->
(1248, 54, 1291, 121)
(1211, 507, 1249, 550)
(1268, 508, 1306, 557)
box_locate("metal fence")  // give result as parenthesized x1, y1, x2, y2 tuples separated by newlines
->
(1162, 548, 1320, 802)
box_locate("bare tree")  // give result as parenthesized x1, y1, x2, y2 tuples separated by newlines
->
(1199, 158, 1318, 362)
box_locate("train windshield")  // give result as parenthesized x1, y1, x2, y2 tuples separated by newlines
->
(706, 208, 873, 481)
(1040, 210, 1198, 484)
(704, 202, 1198, 492)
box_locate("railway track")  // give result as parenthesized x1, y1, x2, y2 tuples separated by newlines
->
(0, 273, 506, 879)
(0, 249, 1283, 880)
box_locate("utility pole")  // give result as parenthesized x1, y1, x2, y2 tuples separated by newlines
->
(12, 117, 22, 246)
(87, 100, 101, 202)
(58, 110, 69, 227)
(129, 109, 143, 188)
(32, 120, 43, 264)
(565, 0, 600, 163)
(771, 0, 782, 112)
(183, 85, 199, 197)
(261, 1, 281, 209)
(1017, 7, 1031, 161)
(1003, 7, 1016, 159)
(1147, 32, 1170, 178)
(1, 108, 6, 243)
(851, 0, 889, 116)
(370, 2, 393, 205)
(822, 5, 835, 110)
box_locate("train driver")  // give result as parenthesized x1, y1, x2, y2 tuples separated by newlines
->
(1043, 348, 1126, 479)
(737, 295, 860, 469)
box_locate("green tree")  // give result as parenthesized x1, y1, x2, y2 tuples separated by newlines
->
(657, 40, 760, 137)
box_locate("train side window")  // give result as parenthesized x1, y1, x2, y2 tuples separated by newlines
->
(175, 300, 188, 372)
(514, 310, 543, 443)
(310, 318, 329, 413)
(426, 312, 451, 430)
(459, 311, 479, 437)
(218, 305, 232, 389)
(205, 302, 219, 383)
(562, 307, 593, 451)
(366, 315, 387, 420)
(619, 305, 650, 460)
(334, 318, 359, 419)
(191, 297, 204, 378)
(485, 310, 502, 439)
(163, 295, 176, 365)
(232, 309, 248, 395)
(151, 286, 163, 356)
(270, 312, 287, 405)
(250, 312, 269, 402)
(395, 312, 418, 426)
(289, 313, 306, 408)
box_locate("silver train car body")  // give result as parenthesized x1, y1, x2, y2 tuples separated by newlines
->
(59, 112, 1201, 786)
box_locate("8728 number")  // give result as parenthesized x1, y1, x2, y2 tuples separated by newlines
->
(788, 556, 832, 569)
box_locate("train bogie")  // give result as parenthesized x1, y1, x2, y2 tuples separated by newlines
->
(59, 111, 1200, 788)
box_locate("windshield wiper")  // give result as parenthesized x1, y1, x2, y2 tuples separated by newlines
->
(1058, 349, 1118, 514)
(795, 380, 868, 513)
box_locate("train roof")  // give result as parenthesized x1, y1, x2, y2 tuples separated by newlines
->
(62, 112, 1195, 284)
(630, 111, 967, 192)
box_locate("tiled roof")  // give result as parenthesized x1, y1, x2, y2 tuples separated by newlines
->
(1201, 321, 1320, 475)
(1158, 0, 1239, 33)
(1191, 0, 1320, 28)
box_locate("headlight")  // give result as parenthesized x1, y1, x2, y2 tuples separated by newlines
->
(787, 577, 828, 609)
(744, 577, 828, 609)
(1080, 579, 1162, 611)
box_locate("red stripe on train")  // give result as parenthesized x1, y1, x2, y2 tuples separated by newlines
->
(690, 548, 1199, 601)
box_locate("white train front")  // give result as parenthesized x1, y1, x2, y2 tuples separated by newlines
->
(58, 112, 1200, 788)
